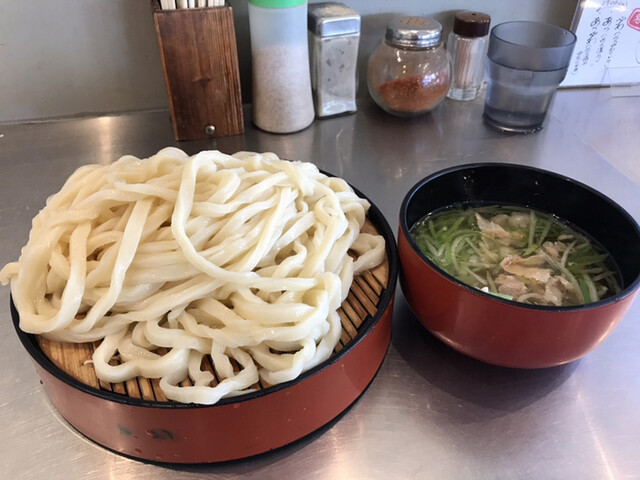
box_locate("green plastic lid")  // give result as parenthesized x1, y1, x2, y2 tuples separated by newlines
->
(249, 0, 306, 8)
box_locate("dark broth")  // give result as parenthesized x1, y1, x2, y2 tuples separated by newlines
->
(410, 204, 622, 306)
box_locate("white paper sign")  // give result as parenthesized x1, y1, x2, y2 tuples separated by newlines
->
(561, 0, 640, 87)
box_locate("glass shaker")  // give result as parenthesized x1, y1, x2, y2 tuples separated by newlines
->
(447, 11, 491, 101)
(248, 0, 315, 133)
(367, 17, 450, 117)
(308, 2, 360, 118)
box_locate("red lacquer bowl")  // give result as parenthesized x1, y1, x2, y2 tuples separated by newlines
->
(398, 163, 640, 368)
(12, 192, 398, 464)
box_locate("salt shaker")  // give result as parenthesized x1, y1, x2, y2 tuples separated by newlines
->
(248, 0, 315, 133)
(367, 17, 450, 117)
(308, 2, 360, 118)
(447, 11, 491, 101)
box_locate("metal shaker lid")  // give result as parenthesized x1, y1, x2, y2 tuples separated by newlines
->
(385, 17, 443, 48)
(308, 2, 360, 37)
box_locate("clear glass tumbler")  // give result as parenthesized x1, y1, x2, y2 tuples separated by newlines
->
(483, 21, 576, 133)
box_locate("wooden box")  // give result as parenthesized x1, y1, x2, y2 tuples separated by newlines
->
(152, 1, 244, 141)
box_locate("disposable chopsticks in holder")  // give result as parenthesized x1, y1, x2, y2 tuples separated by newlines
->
(159, 0, 224, 8)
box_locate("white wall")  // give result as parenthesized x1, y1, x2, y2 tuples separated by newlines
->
(0, 0, 579, 123)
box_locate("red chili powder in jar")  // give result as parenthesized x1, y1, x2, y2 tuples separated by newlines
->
(374, 74, 450, 113)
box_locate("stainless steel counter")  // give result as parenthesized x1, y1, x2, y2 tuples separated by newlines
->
(1, 88, 639, 479)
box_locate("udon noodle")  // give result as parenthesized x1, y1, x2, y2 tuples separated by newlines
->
(0, 148, 385, 404)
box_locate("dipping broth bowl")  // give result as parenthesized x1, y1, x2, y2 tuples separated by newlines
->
(398, 163, 640, 368)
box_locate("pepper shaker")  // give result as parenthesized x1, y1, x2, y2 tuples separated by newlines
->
(447, 11, 491, 101)
(308, 2, 360, 118)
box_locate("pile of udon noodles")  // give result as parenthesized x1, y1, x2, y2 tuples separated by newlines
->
(0, 148, 385, 405)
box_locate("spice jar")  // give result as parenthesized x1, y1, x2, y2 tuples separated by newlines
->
(308, 2, 360, 118)
(248, 0, 315, 133)
(447, 11, 491, 101)
(367, 17, 450, 117)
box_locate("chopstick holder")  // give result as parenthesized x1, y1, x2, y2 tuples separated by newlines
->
(152, 0, 244, 141)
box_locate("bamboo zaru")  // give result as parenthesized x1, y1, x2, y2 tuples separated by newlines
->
(0, 148, 385, 405)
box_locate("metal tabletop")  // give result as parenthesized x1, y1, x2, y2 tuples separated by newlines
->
(1, 88, 639, 479)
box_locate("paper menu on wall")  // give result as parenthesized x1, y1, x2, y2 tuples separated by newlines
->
(561, 0, 640, 87)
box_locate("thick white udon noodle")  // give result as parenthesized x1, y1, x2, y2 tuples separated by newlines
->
(0, 148, 385, 404)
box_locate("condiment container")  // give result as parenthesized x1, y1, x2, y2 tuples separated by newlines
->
(447, 11, 491, 101)
(367, 17, 450, 117)
(308, 2, 360, 117)
(248, 0, 315, 133)
(152, 2, 244, 140)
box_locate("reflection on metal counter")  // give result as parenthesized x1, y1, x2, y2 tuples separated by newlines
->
(1, 88, 640, 479)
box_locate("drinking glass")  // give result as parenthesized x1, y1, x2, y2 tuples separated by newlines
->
(483, 21, 576, 133)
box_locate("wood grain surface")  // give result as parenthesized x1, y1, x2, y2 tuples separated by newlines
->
(153, 2, 244, 140)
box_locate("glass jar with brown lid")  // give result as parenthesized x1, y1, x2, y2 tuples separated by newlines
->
(367, 16, 450, 117)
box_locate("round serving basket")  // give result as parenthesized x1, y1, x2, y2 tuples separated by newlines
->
(11, 196, 398, 464)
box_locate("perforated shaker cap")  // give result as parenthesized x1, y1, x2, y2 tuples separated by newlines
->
(453, 11, 491, 38)
(386, 17, 443, 48)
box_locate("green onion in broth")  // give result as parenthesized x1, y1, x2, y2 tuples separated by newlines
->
(410, 204, 622, 306)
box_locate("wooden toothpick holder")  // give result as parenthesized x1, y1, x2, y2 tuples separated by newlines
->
(152, 1, 244, 141)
